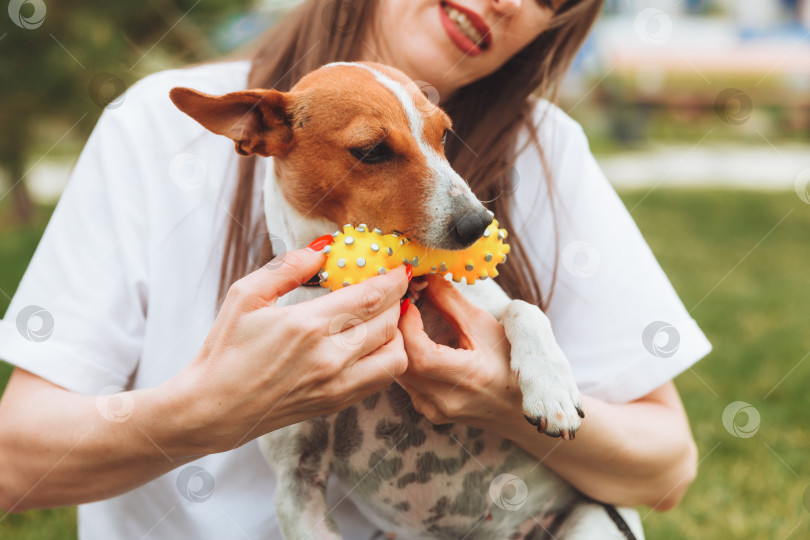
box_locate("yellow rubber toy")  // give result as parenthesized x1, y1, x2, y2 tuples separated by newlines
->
(315, 219, 510, 291)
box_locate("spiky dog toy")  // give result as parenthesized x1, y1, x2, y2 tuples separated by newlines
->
(314, 219, 510, 291)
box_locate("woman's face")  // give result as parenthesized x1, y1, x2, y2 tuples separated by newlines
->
(364, 0, 563, 99)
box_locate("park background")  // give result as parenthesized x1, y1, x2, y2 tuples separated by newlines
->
(1, 0, 809, 538)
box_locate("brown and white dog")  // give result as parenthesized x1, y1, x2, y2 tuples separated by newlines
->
(170, 62, 642, 540)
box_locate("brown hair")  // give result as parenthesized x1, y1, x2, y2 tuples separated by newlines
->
(216, 0, 603, 311)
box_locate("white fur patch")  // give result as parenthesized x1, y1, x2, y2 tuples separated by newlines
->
(324, 62, 478, 243)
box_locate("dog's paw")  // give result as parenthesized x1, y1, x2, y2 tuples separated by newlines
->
(520, 378, 584, 440)
(501, 298, 585, 440)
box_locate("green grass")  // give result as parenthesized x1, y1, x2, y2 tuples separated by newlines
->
(620, 188, 810, 538)
(1, 189, 809, 538)
(0, 203, 78, 539)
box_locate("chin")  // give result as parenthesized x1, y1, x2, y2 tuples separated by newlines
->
(382, 5, 486, 92)
(401, 44, 476, 91)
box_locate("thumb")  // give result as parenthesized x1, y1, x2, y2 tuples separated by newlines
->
(398, 299, 432, 357)
(398, 292, 469, 382)
(422, 275, 485, 348)
(231, 247, 327, 308)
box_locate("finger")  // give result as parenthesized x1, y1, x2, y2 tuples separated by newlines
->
(393, 376, 426, 408)
(231, 247, 326, 308)
(314, 265, 409, 323)
(394, 376, 448, 424)
(327, 301, 401, 364)
(398, 299, 467, 382)
(339, 330, 408, 394)
(395, 368, 444, 401)
(394, 375, 424, 403)
(421, 275, 488, 348)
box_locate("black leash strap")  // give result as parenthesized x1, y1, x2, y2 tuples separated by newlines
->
(596, 502, 638, 540)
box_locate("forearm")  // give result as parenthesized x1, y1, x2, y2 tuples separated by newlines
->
(0, 370, 203, 512)
(494, 382, 698, 510)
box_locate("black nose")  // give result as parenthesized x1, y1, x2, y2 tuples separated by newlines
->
(453, 209, 493, 247)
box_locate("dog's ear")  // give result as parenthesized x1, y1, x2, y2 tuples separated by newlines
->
(169, 87, 294, 157)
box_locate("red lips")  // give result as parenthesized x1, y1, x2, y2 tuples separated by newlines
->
(438, 1, 493, 56)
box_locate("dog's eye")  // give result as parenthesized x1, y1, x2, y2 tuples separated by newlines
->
(350, 142, 393, 164)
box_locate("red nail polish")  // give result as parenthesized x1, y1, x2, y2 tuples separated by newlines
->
(307, 234, 334, 251)
(405, 263, 413, 282)
(400, 297, 410, 317)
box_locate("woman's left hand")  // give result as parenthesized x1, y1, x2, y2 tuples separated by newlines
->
(397, 275, 700, 510)
(396, 275, 522, 433)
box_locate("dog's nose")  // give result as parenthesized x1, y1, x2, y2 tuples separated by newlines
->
(453, 209, 494, 247)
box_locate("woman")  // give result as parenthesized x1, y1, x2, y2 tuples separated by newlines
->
(0, 0, 711, 538)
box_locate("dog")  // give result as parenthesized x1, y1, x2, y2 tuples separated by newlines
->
(170, 61, 641, 540)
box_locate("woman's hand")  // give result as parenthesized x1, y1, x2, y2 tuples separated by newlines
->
(397, 275, 698, 510)
(396, 274, 522, 431)
(170, 244, 411, 454)
(0, 244, 411, 511)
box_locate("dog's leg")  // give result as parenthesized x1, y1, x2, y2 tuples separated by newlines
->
(259, 420, 343, 540)
(456, 280, 583, 438)
(502, 299, 583, 438)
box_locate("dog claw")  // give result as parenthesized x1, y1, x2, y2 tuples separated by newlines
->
(524, 414, 547, 434)
(576, 405, 585, 419)
(524, 412, 580, 440)
(525, 413, 582, 439)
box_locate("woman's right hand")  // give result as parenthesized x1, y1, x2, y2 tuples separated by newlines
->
(169, 243, 410, 455)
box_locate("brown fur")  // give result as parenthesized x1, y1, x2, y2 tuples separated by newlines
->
(171, 62, 457, 247)
(211, 0, 605, 313)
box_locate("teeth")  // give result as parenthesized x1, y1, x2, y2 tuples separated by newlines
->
(443, 4, 484, 45)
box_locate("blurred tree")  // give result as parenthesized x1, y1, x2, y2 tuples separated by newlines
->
(0, 0, 256, 224)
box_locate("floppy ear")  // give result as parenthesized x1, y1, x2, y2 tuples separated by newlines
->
(169, 87, 294, 157)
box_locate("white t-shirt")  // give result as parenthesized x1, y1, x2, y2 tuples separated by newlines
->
(0, 60, 711, 539)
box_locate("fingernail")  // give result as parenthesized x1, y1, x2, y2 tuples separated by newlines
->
(400, 297, 410, 318)
(307, 234, 334, 252)
(405, 263, 413, 282)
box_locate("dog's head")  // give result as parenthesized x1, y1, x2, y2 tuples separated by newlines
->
(170, 61, 491, 250)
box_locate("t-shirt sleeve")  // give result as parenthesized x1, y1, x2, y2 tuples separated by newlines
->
(0, 106, 150, 395)
(509, 102, 712, 403)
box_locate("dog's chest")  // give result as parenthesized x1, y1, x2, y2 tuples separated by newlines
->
(279, 288, 577, 537)
(307, 383, 574, 539)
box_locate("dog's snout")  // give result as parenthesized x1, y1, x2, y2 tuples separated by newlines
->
(453, 209, 493, 247)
